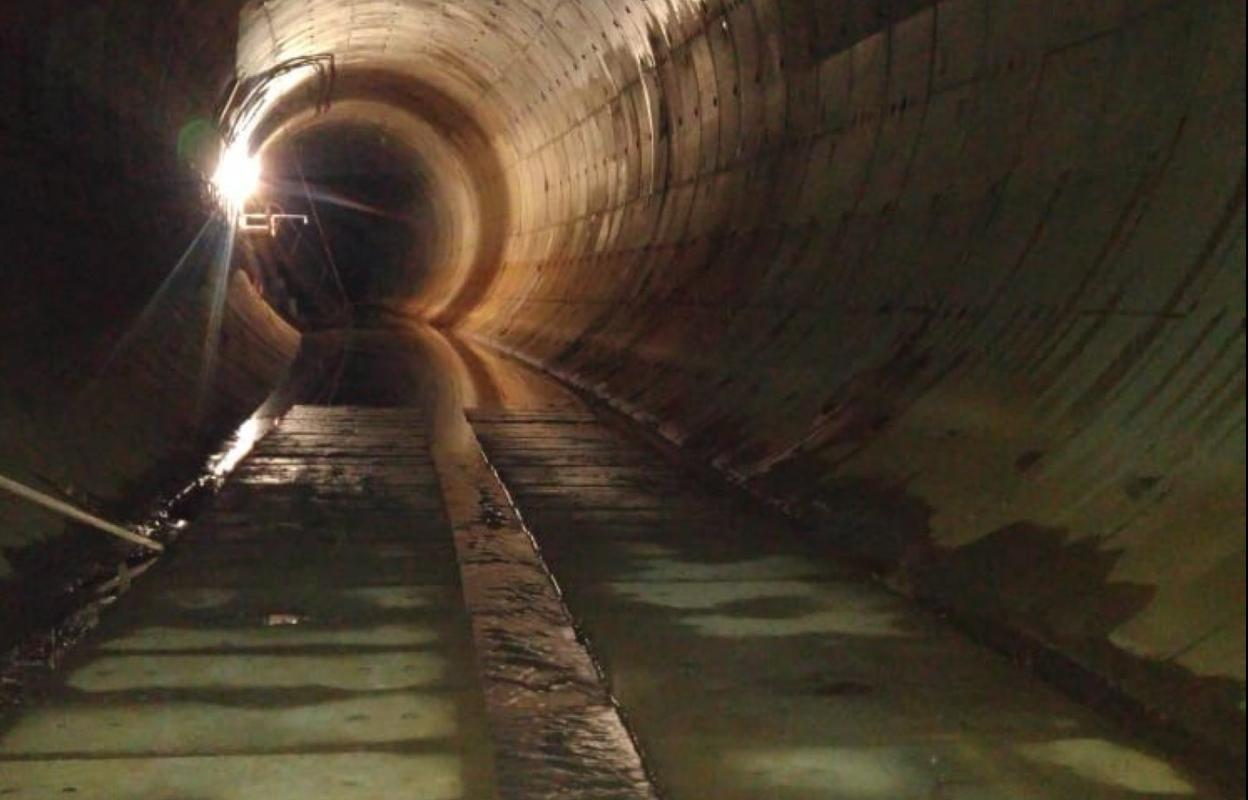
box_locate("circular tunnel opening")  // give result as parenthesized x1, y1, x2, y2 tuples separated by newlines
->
(242, 70, 513, 330)
(248, 123, 438, 327)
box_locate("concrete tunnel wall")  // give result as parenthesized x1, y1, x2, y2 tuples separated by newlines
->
(0, 0, 1244, 768)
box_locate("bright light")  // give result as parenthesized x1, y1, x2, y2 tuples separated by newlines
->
(212, 143, 261, 212)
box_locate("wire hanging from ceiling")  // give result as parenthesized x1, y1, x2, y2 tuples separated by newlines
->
(214, 53, 337, 149)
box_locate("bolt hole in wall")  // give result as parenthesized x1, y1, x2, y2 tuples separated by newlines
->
(0, 0, 1244, 798)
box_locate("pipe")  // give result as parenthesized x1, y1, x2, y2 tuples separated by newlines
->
(0, 474, 165, 553)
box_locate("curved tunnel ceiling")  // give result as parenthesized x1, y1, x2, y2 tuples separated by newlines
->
(0, 0, 1243, 775)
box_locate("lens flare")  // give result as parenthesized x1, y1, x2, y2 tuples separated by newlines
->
(212, 143, 261, 211)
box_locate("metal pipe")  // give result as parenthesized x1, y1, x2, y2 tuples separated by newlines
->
(0, 474, 165, 553)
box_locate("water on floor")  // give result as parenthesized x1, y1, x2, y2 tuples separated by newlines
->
(0, 405, 495, 799)
(0, 326, 1227, 799)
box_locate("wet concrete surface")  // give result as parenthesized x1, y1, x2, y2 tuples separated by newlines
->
(431, 408, 658, 800)
(0, 404, 495, 799)
(471, 411, 1227, 800)
(0, 327, 1231, 799)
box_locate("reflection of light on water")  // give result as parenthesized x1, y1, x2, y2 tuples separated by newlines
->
(209, 415, 270, 477)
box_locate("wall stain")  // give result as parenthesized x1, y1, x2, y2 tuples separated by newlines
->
(754, 466, 1246, 789)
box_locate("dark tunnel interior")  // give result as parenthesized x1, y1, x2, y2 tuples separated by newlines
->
(259, 123, 438, 321)
(0, 1, 1244, 797)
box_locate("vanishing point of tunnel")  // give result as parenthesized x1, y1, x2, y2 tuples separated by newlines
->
(0, 1, 1243, 798)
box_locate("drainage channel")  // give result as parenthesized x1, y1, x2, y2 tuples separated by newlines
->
(431, 409, 661, 800)
(0, 404, 495, 799)
(0, 333, 349, 709)
(0, 409, 278, 710)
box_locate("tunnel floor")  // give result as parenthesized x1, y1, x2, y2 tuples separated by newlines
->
(0, 329, 1222, 799)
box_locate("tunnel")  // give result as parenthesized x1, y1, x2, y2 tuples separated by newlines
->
(0, 1, 1243, 797)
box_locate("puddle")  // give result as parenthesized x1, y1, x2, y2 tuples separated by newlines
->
(607, 552, 909, 639)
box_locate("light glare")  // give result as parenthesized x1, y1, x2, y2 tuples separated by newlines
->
(212, 144, 261, 211)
